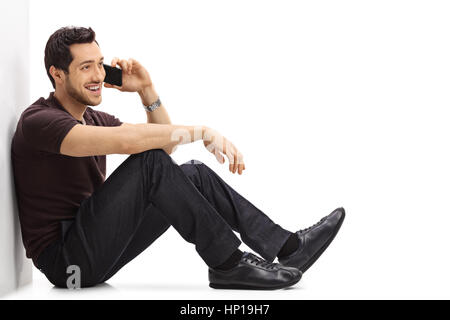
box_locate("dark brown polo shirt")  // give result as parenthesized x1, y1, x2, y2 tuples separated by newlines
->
(11, 92, 122, 266)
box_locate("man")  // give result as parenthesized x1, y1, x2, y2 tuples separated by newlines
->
(11, 26, 345, 290)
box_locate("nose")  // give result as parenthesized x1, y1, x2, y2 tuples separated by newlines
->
(93, 64, 105, 82)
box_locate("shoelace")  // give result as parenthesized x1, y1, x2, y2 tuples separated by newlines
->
(244, 253, 278, 269)
(297, 216, 327, 234)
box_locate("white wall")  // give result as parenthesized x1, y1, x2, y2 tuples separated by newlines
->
(0, 0, 32, 297)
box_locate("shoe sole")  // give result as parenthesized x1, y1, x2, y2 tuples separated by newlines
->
(299, 209, 346, 273)
(209, 273, 302, 290)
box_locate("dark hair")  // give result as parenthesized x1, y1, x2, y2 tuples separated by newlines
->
(44, 26, 99, 89)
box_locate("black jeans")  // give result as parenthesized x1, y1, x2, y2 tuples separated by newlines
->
(36, 149, 291, 288)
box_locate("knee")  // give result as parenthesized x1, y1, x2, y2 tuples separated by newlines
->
(182, 159, 204, 166)
(145, 148, 168, 157)
(141, 148, 177, 164)
(180, 159, 209, 175)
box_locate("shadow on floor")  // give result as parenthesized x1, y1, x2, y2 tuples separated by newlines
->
(51, 282, 117, 292)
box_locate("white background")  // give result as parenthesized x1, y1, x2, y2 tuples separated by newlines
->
(6, 0, 450, 299)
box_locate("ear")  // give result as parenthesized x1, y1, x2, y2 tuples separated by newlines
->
(49, 65, 65, 85)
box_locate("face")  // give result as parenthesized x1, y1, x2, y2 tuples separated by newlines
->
(62, 42, 105, 106)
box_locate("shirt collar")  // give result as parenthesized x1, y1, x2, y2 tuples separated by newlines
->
(46, 91, 91, 124)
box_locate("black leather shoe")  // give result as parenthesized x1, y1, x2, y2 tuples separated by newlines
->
(209, 252, 302, 290)
(279, 207, 345, 273)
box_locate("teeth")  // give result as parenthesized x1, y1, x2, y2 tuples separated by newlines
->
(86, 85, 100, 91)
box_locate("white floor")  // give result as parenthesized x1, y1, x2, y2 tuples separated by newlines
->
(3, 227, 450, 300)
(3, 229, 305, 300)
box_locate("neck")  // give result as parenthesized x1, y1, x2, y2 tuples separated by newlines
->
(54, 89, 87, 122)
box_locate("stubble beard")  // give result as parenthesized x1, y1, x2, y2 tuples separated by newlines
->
(65, 75, 101, 107)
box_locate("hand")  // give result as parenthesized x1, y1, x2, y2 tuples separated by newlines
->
(104, 57, 153, 93)
(203, 127, 246, 175)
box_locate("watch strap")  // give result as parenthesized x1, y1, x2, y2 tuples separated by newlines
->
(143, 97, 161, 112)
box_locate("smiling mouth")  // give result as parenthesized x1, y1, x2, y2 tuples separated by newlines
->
(85, 84, 102, 95)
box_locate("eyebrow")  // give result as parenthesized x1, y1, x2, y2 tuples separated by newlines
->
(79, 57, 104, 67)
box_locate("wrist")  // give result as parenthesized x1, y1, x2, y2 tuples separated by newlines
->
(139, 86, 158, 106)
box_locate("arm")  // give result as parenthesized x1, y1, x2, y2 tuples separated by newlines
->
(124, 123, 205, 155)
(105, 57, 172, 126)
(104, 57, 244, 174)
(105, 58, 176, 154)
(60, 122, 204, 157)
(139, 86, 171, 125)
(138, 86, 175, 154)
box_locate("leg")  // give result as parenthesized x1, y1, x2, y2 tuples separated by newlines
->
(99, 205, 170, 283)
(47, 149, 241, 288)
(179, 159, 292, 262)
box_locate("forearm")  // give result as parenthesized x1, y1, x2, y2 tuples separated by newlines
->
(124, 123, 205, 155)
(139, 86, 171, 125)
(139, 86, 175, 154)
(144, 102, 175, 154)
(145, 104, 171, 125)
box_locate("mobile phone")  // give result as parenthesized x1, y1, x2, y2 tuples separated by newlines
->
(103, 64, 123, 86)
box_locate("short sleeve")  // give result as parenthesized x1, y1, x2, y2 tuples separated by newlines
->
(94, 110, 123, 127)
(22, 107, 78, 154)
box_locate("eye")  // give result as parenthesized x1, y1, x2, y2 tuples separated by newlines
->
(82, 65, 89, 70)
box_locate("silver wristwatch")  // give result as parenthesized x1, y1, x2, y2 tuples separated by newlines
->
(143, 97, 161, 112)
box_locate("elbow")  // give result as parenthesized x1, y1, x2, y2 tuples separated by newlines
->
(162, 146, 173, 155)
(162, 142, 178, 155)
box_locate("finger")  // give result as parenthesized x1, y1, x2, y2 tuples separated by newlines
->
(218, 137, 231, 169)
(231, 147, 239, 173)
(232, 151, 238, 173)
(224, 141, 234, 172)
(237, 158, 241, 175)
(206, 143, 224, 165)
(223, 140, 237, 172)
(214, 149, 225, 164)
(237, 153, 244, 175)
(103, 82, 121, 90)
(129, 58, 138, 67)
(111, 57, 119, 68)
(128, 58, 133, 75)
(231, 146, 241, 174)
(205, 142, 215, 153)
(207, 145, 216, 155)
(227, 153, 234, 172)
(118, 59, 128, 73)
(123, 59, 130, 73)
